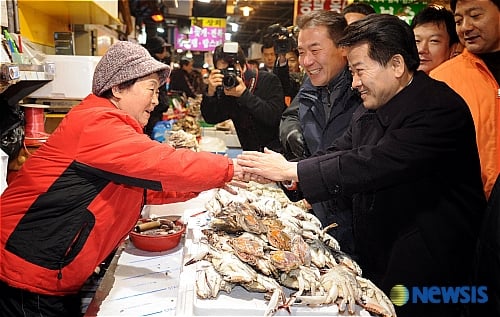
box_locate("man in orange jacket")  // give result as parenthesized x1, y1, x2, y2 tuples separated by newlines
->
(430, 0, 500, 198)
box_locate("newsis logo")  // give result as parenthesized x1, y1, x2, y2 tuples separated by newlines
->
(389, 284, 488, 306)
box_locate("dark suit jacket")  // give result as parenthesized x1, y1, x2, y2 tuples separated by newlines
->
(291, 71, 487, 316)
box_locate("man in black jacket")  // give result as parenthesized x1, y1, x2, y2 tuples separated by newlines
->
(144, 36, 171, 139)
(238, 14, 487, 317)
(201, 43, 285, 152)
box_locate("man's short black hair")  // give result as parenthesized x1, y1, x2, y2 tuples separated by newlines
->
(342, 2, 376, 15)
(261, 37, 275, 52)
(146, 36, 170, 55)
(411, 5, 459, 47)
(339, 14, 420, 72)
(213, 44, 247, 67)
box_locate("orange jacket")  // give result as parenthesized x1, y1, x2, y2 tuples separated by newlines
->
(0, 94, 234, 296)
(431, 49, 500, 198)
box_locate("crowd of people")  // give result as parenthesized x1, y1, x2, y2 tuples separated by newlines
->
(235, 1, 499, 317)
(1, 1, 499, 316)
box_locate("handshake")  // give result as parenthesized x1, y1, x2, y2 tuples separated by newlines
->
(225, 148, 299, 192)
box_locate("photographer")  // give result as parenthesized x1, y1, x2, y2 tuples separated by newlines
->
(201, 43, 285, 152)
(264, 24, 303, 104)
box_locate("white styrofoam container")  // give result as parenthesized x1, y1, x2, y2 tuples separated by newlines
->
(142, 189, 216, 223)
(28, 55, 101, 100)
(224, 133, 241, 148)
(202, 127, 241, 148)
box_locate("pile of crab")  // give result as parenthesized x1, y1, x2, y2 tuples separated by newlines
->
(184, 183, 396, 317)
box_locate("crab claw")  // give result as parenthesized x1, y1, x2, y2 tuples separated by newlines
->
(184, 249, 209, 266)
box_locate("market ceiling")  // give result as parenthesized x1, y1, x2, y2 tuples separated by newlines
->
(129, 0, 295, 50)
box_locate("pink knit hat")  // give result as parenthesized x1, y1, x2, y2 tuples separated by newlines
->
(92, 41, 171, 96)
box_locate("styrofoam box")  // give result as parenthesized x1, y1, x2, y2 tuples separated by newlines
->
(142, 189, 216, 222)
(224, 133, 241, 148)
(202, 127, 241, 148)
(176, 221, 372, 317)
(28, 55, 101, 100)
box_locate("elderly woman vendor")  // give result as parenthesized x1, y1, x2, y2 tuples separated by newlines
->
(0, 41, 241, 316)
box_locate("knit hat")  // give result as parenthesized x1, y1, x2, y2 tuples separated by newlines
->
(92, 41, 171, 96)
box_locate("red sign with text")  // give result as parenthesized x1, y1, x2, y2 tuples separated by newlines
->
(294, 0, 350, 22)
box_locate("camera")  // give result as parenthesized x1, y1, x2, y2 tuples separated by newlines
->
(266, 24, 296, 55)
(220, 67, 241, 89)
(216, 42, 241, 95)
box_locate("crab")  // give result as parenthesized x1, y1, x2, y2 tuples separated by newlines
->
(267, 228, 292, 250)
(228, 233, 278, 277)
(249, 197, 283, 217)
(209, 212, 267, 234)
(195, 187, 395, 317)
(195, 260, 234, 299)
(357, 276, 396, 317)
(241, 273, 287, 317)
(292, 265, 359, 314)
(279, 265, 324, 298)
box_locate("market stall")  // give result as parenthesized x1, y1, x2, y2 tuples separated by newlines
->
(84, 186, 395, 317)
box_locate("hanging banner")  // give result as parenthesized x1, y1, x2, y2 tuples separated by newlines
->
(368, 0, 427, 25)
(294, 0, 427, 25)
(174, 17, 226, 51)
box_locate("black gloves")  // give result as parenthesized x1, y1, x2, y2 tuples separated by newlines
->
(285, 129, 305, 159)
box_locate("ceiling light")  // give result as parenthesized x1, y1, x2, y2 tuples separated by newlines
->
(240, 6, 253, 17)
(151, 13, 164, 23)
(229, 22, 239, 32)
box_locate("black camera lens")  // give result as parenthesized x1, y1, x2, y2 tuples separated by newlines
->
(220, 67, 240, 89)
(223, 74, 238, 88)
